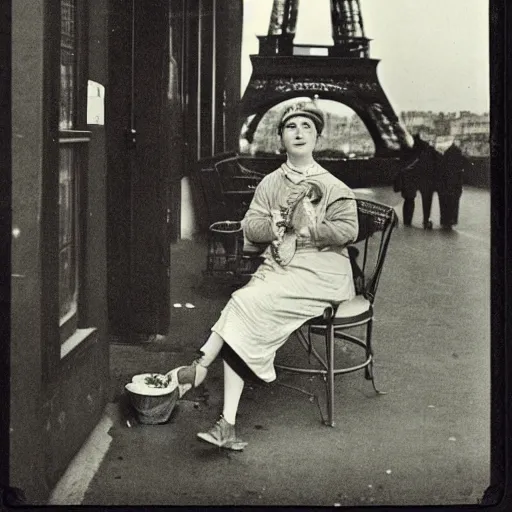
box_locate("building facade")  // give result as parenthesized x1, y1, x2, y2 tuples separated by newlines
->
(401, 110, 490, 157)
(7, 0, 242, 503)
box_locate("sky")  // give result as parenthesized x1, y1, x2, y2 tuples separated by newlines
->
(241, 0, 490, 115)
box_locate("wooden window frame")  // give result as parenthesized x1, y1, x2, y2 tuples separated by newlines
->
(42, 0, 92, 381)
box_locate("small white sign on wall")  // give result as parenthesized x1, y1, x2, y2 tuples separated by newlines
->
(87, 80, 105, 125)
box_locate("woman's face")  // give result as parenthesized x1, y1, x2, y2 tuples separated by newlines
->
(280, 115, 318, 158)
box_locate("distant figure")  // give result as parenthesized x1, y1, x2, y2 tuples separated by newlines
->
(437, 143, 470, 230)
(393, 134, 442, 229)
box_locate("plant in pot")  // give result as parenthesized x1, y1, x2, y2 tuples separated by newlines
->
(125, 373, 179, 425)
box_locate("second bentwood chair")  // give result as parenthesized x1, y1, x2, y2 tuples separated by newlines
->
(275, 198, 399, 427)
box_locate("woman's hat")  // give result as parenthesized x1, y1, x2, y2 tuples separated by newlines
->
(278, 102, 325, 135)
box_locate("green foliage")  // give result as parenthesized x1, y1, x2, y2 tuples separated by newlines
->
(144, 374, 171, 388)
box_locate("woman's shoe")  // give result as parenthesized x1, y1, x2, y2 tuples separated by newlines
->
(197, 416, 248, 451)
(166, 359, 208, 398)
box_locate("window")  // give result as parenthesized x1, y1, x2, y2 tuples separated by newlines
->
(58, 0, 90, 343)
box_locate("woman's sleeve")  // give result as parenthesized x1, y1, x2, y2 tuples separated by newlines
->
(310, 191, 358, 248)
(241, 177, 276, 244)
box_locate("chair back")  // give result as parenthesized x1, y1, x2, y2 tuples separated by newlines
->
(214, 155, 264, 220)
(349, 199, 398, 303)
(214, 155, 264, 193)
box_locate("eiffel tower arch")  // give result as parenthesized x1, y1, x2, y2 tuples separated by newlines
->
(240, 0, 413, 158)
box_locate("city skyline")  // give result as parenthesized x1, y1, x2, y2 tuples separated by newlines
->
(241, 0, 490, 115)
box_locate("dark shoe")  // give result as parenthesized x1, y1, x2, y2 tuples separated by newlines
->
(423, 220, 433, 230)
(197, 416, 248, 450)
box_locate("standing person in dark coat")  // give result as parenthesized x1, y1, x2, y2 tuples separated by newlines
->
(393, 134, 440, 229)
(437, 142, 470, 229)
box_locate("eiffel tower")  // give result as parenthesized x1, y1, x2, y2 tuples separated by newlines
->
(240, 0, 412, 158)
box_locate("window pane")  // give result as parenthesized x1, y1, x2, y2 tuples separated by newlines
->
(60, 0, 77, 129)
(59, 148, 74, 246)
(59, 146, 78, 324)
(59, 245, 77, 322)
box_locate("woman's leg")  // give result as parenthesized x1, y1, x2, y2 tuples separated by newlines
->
(196, 360, 247, 449)
(168, 331, 224, 391)
(222, 360, 245, 424)
(197, 331, 224, 366)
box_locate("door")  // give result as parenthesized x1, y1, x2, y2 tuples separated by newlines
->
(107, 0, 172, 338)
(167, 0, 187, 242)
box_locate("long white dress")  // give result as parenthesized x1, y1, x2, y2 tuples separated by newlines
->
(211, 162, 359, 382)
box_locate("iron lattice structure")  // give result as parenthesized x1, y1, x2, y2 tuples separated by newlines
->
(268, 0, 298, 35)
(330, 0, 369, 57)
(240, 0, 412, 157)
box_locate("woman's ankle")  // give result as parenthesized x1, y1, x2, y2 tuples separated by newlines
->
(195, 350, 215, 369)
(221, 413, 236, 425)
(173, 361, 208, 389)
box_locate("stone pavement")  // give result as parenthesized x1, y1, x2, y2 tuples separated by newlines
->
(52, 186, 491, 507)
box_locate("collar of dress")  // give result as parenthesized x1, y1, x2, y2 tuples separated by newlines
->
(280, 160, 326, 184)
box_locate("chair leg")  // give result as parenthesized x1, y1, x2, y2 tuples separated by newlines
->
(206, 233, 214, 273)
(364, 320, 373, 381)
(325, 324, 335, 427)
(364, 320, 388, 395)
(233, 234, 242, 276)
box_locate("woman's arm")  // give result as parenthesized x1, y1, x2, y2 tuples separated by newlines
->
(309, 195, 358, 248)
(241, 177, 277, 244)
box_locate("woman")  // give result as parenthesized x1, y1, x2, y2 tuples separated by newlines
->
(168, 101, 359, 450)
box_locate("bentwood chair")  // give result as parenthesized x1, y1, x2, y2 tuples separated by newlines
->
(203, 156, 265, 280)
(275, 198, 399, 427)
(215, 155, 264, 220)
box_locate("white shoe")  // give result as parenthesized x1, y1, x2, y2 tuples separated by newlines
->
(166, 359, 208, 398)
(197, 416, 248, 450)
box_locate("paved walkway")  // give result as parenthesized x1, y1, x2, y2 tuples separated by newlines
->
(52, 187, 490, 507)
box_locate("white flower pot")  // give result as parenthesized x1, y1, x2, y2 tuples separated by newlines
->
(125, 374, 179, 425)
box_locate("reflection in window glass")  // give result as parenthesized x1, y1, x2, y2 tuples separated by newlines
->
(240, 98, 375, 158)
(60, 0, 76, 130)
(58, 146, 78, 324)
(59, 246, 77, 322)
